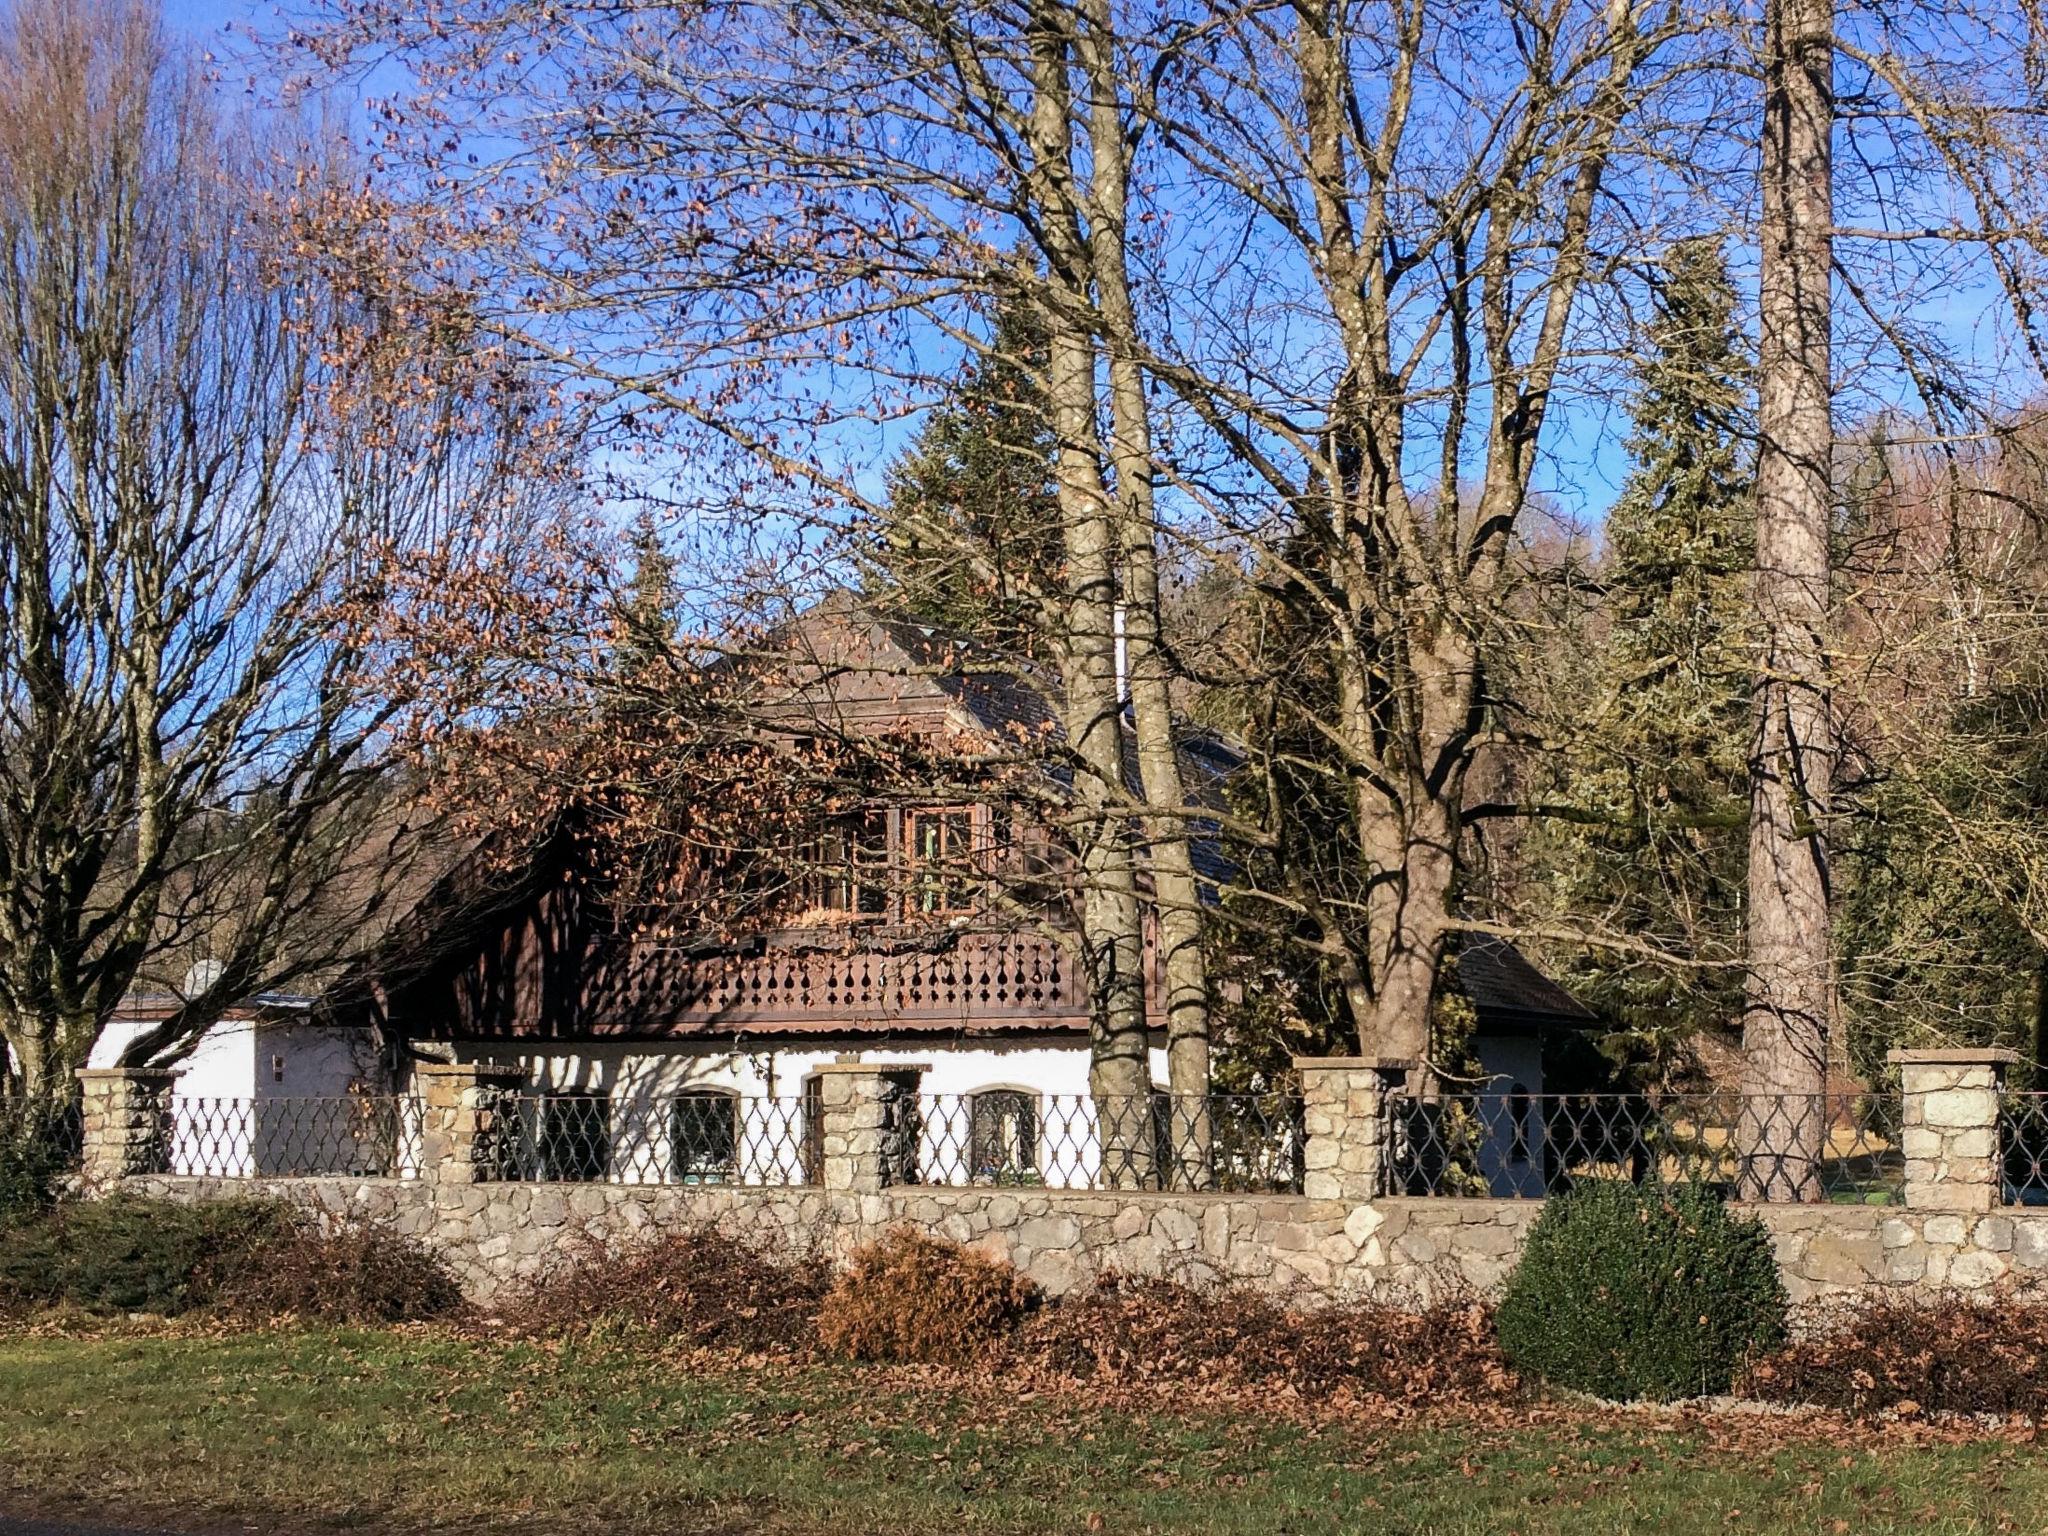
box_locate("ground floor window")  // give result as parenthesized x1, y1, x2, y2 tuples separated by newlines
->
(969, 1089, 1038, 1184)
(537, 1091, 611, 1182)
(671, 1091, 739, 1182)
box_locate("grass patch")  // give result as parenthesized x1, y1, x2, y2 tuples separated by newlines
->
(0, 1325, 2045, 1534)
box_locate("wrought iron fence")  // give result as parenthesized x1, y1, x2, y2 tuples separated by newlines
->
(0, 1094, 81, 1171)
(2001, 1093, 2048, 1205)
(167, 1095, 423, 1178)
(491, 1093, 812, 1186)
(1381, 1091, 1903, 1204)
(897, 1092, 1303, 1193)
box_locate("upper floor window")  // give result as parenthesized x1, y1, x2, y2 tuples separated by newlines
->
(909, 807, 977, 915)
(797, 802, 1041, 925)
(815, 810, 889, 917)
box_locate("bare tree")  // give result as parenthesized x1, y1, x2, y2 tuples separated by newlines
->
(279, 0, 1724, 1088)
(285, 0, 2048, 1123)
(0, 0, 564, 1107)
(1742, 0, 1836, 1195)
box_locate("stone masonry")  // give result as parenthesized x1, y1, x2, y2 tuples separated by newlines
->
(116, 1173, 2048, 1310)
(76, 1067, 179, 1186)
(812, 1062, 926, 1193)
(1296, 1056, 1412, 1203)
(90, 1047, 2048, 1310)
(414, 1062, 527, 1185)
(1891, 1047, 2017, 1213)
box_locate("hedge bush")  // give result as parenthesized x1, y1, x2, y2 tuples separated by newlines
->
(816, 1228, 1038, 1363)
(0, 1108, 74, 1224)
(0, 1195, 460, 1321)
(1494, 1180, 1787, 1401)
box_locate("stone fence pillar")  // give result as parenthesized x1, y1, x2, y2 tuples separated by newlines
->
(813, 1062, 926, 1194)
(76, 1067, 180, 1185)
(413, 1062, 528, 1186)
(1295, 1057, 1415, 1203)
(1890, 1047, 2018, 1213)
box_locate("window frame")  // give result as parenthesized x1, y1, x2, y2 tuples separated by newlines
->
(1507, 1085, 1533, 1166)
(907, 806, 979, 917)
(808, 808, 890, 918)
(536, 1090, 612, 1183)
(967, 1086, 1040, 1185)
(670, 1089, 741, 1184)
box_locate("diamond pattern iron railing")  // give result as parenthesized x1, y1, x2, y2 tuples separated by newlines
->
(167, 1096, 423, 1178)
(1380, 1091, 1903, 1204)
(2000, 1093, 2048, 1205)
(491, 1094, 813, 1186)
(0, 1094, 81, 1171)
(897, 1093, 1304, 1193)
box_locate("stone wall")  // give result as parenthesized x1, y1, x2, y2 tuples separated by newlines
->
(96, 1047, 2048, 1313)
(118, 1173, 2048, 1309)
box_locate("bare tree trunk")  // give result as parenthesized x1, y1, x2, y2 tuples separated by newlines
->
(1075, 0, 1210, 1185)
(1744, 0, 1834, 1201)
(1355, 788, 1460, 1073)
(1026, 0, 1152, 1188)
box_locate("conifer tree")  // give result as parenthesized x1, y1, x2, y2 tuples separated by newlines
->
(613, 509, 684, 695)
(866, 294, 1059, 646)
(1531, 239, 1755, 1073)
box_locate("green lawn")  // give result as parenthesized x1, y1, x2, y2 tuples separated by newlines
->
(0, 1326, 2043, 1535)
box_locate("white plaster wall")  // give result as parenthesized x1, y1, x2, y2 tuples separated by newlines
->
(89, 1014, 255, 1098)
(253, 1022, 386, 1100)
(91, 1016, 399, 1177)
(250, 1022, 408, 1177)
(92, 1015, 259, 1175)
(457, 1036, 1175, 1190)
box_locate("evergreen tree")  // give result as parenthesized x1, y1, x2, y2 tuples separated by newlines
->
(612, 510, 684, 698)
(1528, 239, 1755, 1075)
(1835, 680, 2048, 1082)
(866, 293, 1060, 645)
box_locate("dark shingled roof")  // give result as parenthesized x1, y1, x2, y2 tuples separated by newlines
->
(1453, 934, 1597, 1031)
(869, 612, 1061, 742)
(858, 602, 1244, 893)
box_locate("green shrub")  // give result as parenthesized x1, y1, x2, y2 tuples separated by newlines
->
(1494, 1180, 1788, 1401)
(816, 1227, 1038, 1364)
(0, 1104, 75, 1224)
(0, 1195, 461, 1321)
(0, 1195, 295, 1314)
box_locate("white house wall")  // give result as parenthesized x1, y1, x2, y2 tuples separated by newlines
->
(92, 1016, 402, 1178)
(93, 1014, 258, 1175)
(456, 1036, 1175, 1189)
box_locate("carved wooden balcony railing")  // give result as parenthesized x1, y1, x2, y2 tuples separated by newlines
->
(608, 930, 1102, 1030)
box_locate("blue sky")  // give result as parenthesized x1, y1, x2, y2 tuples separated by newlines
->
(153, 0, 2032, 550)
(164, 0, 256, 40)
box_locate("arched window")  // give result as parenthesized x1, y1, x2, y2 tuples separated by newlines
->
(968, 1089, 1038, 1184)
(671, 1091, 739, 1183)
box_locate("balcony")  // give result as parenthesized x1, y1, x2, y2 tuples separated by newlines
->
(597, 928, 1110, 1034)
